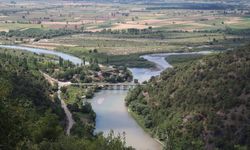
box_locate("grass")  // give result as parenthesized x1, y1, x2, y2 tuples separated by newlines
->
(229, 18, 250, 29)
(0, 23, 43, 31)
(47, 31, 228, 54)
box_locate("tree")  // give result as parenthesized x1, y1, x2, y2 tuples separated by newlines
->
(81, 102, 92, 113)
(89, 58, 93, 64)
(106, 57, 109, 64)
(59, 57, 63, 67)
(82, 57, 85, 66)
(94, 58, 98, 64)
(60, 86, 67, 93)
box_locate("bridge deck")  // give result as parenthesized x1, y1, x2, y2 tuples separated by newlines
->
(71, 83, 144, 86)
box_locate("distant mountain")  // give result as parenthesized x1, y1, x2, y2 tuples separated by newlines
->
(126, 46, 250, 149)
(60, 0, 247, 3)
(9, 0, 248, 5)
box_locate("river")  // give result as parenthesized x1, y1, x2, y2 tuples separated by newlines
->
(0, 45, 211, 150)
(0, 45, 85, 65)
(91, 51, 211, 150)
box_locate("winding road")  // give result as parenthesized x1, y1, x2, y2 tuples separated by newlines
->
(42, 72, 74, 135)
(57, 84, 75, 135)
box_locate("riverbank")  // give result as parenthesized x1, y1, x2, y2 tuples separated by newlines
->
(1, 44, 212, 150)
(54, 46, 157, 68)
(127, 51, 217, 148)
(3, 43, 156, 68)
(128, 108, 165, 147)
(127, 108, 151, 134)
(126, 51, 214, 149)
(90, 90, 163, 150)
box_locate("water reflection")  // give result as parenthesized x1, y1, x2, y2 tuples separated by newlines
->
(91, 90, 162, 150)
(0, 45, 212, 150)
(129, 51, 212, 83)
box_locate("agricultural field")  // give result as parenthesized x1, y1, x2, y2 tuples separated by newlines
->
(1, 1, 250, 150)
(0, 1, 249, 31)
(0, 0, 250, 66)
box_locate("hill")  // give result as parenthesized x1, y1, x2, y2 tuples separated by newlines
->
(126, 46, 250, 149)
(0, 50, 133, 150)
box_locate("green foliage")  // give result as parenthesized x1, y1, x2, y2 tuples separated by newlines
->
(45, 56, 132, 83)
(0, 28, 81, 40)
(71, 122, 94, 139)
(165, 54, 205, 65)
(36, 131, 134, 150)
(30, 111, 63, 143)
(0, 51, 64, 149)
(126, 46, 250, 149)
(56, 46, 155, 68)
(81, 102, 93, 113)
(0, 49, 132, 150)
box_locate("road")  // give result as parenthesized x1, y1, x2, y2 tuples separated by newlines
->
(57, 84, 75, 135)
(41, 72, 74, 135)
(41, 71, 142, 135)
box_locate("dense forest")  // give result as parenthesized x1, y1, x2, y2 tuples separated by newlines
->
(0, 50, 133, 150)
(126, 46, 250, 149)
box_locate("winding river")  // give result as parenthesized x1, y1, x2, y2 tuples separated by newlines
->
(0, 45, 86, 65)
(0, 45, 211, 150)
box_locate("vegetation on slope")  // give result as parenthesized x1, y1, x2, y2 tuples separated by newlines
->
(0, 50, 133, 150)
(126, 46, 250, 150)
(165, 54, 205, 66)
(0, 52, 64, 149)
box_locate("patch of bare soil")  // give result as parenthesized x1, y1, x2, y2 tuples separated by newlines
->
(224, 17, 242, 24)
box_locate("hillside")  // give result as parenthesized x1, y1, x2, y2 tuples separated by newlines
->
(0, 50, 133, 150)
(126, 46, 250, 149)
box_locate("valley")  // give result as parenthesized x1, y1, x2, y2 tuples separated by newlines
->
(0, 0, 249, 150)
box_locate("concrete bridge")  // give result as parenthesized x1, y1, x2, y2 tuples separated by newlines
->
(71, 82, 144, 90)
(41, 71, 145, 136)
(41, 71, 144, 90)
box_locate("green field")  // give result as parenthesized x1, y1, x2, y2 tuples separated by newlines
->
(0, 0, 250, 66)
